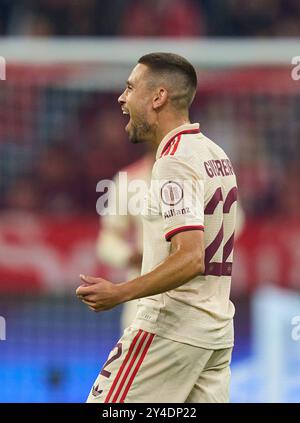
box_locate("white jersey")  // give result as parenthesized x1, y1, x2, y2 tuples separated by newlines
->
(132, 123, 237, 349)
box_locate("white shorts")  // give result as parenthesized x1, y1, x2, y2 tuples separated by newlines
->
(87, 326, 232, 403)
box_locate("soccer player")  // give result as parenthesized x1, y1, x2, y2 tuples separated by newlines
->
(76, 53, 238, 403)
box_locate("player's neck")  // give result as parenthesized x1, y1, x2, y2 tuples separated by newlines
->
(152, 114, 190, 149)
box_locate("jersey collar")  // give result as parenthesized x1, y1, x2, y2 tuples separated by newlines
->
(156, 123, 200, 160)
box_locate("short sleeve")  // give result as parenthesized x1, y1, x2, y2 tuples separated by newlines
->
(152, 156, 204, 241)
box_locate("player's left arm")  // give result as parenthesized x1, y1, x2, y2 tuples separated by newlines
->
(76, 229, 204, 312)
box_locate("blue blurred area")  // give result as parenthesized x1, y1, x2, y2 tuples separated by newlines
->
(231, 288, 300, 403)
(0, 295, 122, 402)
(0, 295, 249, 402)
(2, 293, 299, 403)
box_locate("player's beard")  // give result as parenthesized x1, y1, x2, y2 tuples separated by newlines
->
(126, 114, 154, 144)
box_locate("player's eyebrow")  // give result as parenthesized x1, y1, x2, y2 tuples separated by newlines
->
(126, 80, 134, 88)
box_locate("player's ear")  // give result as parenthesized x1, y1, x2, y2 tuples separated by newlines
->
(153, 87, 168, 110)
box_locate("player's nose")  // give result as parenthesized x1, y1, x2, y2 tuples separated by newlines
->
(118, 91, 125, 106)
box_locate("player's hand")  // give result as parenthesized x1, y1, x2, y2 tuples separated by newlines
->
(76, 274, 124, 312)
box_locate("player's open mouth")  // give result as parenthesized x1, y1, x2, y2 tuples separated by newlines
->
(122, 108, 131, 129)
(121, 106, 129, 116)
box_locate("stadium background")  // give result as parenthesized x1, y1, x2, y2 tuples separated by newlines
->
(0, 0, 300, 403)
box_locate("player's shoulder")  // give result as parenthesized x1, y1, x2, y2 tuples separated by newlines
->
(157, 131, 225, 168)
(153, 144, 200, 179)
(158, 130, 202, 160)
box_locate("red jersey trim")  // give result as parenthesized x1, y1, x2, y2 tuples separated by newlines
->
(160, 128, 200, 158)
(165, 225, 204, 242)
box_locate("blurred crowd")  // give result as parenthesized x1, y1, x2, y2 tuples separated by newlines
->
(0, 100, 143, 215)
(1, 0, 300, 37)
(1, 81, 299, 218)
(0, 0, 299, 219)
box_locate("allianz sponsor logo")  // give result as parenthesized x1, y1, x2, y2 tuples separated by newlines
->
(163, 207, 191, 219)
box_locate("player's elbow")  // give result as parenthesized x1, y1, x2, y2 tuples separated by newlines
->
(192, 254, 205, 277)
(184, 251, 205, 279)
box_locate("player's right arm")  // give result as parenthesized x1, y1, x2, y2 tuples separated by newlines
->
(76, 155, 205, 311)
(118, 229, 204, 301)
(77, 229, 204, 311)
(120, 155, 205, 299)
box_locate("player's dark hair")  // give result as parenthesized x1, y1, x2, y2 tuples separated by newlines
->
(138, 52, 198, 110)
